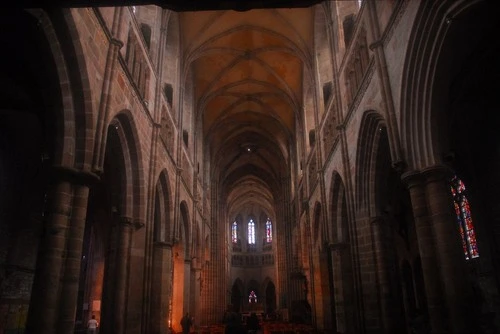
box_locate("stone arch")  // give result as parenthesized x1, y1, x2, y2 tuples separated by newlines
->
(328, 171, 355, 333)
(400, 0, 496, 170)
(179, 200, 191, 258)
(247, 279, 260, 301)
(1, 9, 76, 331)
(150, 171, 174, 333)
(402, 1, 500, 327)
(262, 277, 277, 314)
(107, 111, 146, 223)
(3, 8, 96, 171)
(154, 169, 174, 242)
(370, 120, 411, 332)
(329, 171, 348, 243)
(314, 4, 334, 115)
(43, 9, 95, 169)
(231, 278, 245, 313)
(354, 110, 386, 216)
(163, 11, 180, 110)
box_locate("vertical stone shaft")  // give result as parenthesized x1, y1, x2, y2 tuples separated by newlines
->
(403, 171, 447, 333)
(57, 181, 91, 334)
(370, 217, 403, 333)
(113, 217, 133, 333)
(26, 179, 73, 334)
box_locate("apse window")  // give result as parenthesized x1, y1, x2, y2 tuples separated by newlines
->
(248, 219, 256, 245)
(232, 221, 238, 244)
(450, 175, 479, 260)
(265, 218, 273, 243)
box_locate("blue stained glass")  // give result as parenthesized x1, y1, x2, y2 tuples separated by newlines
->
(450, 176, 479, 260)
(232, 222, 238, 244)
(248, 220, 255, 244)
(266, 218, 272, 243)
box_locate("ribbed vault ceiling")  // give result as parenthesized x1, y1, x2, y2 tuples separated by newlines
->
(181, 8, 313, 217)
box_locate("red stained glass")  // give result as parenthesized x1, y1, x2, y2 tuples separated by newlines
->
(266, 218, 273, 243)
(450, 176, 479, 260)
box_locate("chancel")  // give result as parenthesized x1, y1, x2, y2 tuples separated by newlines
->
(0, 1, 499, 334)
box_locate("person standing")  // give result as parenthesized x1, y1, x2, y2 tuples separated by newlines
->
(180, 312, 193, 334)
(87, 315, 99, 334)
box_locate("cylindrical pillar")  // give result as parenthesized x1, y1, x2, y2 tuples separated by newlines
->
(25, 177, 73, 334)
(151, 241, 173, 333)
(57, 170, 97, 334)
(370, 216, 404, 333)
(113, 216, 134, 333)
(402, 170, 447, 333)
(423, 166, 474, 333)
(191, 261, 201, 329)
(57, 184, 90, 333)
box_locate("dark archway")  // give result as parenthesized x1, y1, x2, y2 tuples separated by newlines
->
(0, 8, 60, 333)
(231, 282, 243, 313)
(265, 281, 276, 315)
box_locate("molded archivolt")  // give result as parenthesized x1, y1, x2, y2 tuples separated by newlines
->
(8, 9, 94, 170)
(400, 0, 491, 170)
(312, 202, 322, 244)
(179, 200, 191, 258)
(354, 110, 387, 216)
(328, 172, 348, 244)
(154, 169, 174, 242)
(108, 111, 146, 223)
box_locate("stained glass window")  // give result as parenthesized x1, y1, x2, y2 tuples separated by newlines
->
(266, 218, 273, 243)
(232, 222, 238, 244)
(450, 176, 479, 260)
(248, 219, 255, 245)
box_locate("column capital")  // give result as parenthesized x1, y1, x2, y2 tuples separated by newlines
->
(133, 219, 145, 230)
(391, 159, 407, 174)
(421, 164, 454, 183)
(401, 169, 423, 188)
(154, 241, 173, 249)
(118, 216, 134, 226)
(326, 241, 349, 251)
(51, 165, 100, 186)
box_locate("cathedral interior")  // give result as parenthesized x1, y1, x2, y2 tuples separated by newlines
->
(1, 0, 500, 333)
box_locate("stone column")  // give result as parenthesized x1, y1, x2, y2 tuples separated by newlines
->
(328, 242, 353, 334)
(113, 216, 134, 333)
(151, 241, 172, 334)
(423, 166, 474, 333)
(56, 169, 97, 334)
(402, 170, 447, 333)
(25, 174, 73, 334)
(183, 259, 192, 313)
(191, 260, 201, 328)
(370, 216, 404, 333)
